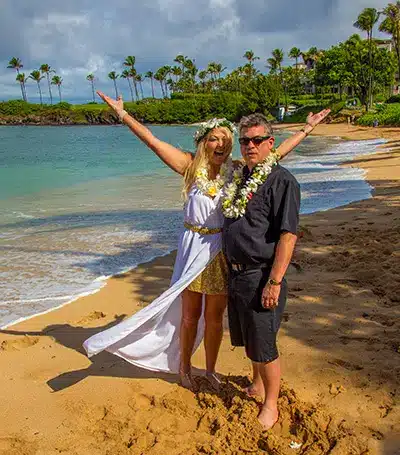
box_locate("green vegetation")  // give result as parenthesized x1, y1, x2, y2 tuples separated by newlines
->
(358, 103, 400, 125)
(3, 2, 400, 125)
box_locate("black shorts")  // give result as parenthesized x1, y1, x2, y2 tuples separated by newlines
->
(228, 267, 287, 363)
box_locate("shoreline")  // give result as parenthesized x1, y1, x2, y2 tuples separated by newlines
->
(0, 133, 385, 330)
(0, 123, 399, 454)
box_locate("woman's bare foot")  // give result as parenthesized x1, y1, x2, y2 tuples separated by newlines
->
(205, 371, 222, 391)
(257, 406, 279, 430)
(179, 370, 198, 392)
(244, 384, 265, 400)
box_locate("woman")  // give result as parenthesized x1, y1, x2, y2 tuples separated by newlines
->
(83, 92, 329, 390)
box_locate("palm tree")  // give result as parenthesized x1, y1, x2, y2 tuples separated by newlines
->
(123, 56, 139, 100)
(121, 69, 135, 102)
(243, 50, 260, 63)
(174, 54, 187, 77)
(289, 47, 302, 95)
(108, 71, 119, 99)
(154, 69, 166, 97)
(288, 47, 302, 68)
(51, 75, 63, 103)
(29, 70, 44, 104)
(7, 57, 25, 100)
(268, 49, 288, 109)
(7, 57, 23, 73)
(145, 71, 155, 98)
(136, 74, 144, 99)
(214, 63, 227, 80)
(379, 2, 400, 87)
(40, 64, 55, 104)
(354, 8, 380, 109)
(16, 73, 28, 102)
(171, 66, 182, 83)
(86, 74, 96, 102)
(198, 70, 208, 91)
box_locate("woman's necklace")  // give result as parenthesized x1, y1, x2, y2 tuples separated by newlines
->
(195, 157, 233, 198)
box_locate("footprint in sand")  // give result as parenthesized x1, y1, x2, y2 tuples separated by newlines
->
(0, 335, 40, 352)
(328, 358, 363, 371)
(76, 311, 107, 325)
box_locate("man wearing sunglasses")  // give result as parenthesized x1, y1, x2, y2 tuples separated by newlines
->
(223, 113, 301, 430)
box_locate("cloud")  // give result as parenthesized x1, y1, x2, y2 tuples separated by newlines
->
(0, 0, 393, 102)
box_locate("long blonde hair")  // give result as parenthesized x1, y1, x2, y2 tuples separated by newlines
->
(182, 127, 234, 200)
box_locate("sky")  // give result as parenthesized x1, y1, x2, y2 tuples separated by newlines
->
(0, 0, 392, 102)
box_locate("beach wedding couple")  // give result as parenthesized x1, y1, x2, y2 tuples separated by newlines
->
(83, 91, 330, 430)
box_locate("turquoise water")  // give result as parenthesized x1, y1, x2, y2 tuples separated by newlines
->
(0, 125, 385, 327)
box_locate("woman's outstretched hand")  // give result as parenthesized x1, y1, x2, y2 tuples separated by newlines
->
(97, 91, 124, 113)
(306, 108, 331, 128)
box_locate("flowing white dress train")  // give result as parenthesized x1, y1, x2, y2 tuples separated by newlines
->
(83, 186, 225, 374)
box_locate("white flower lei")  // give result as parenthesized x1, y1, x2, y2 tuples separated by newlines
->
(193, 118, 237, 144)
(195, 157, 233, 198)
(222, 154, 278, 218)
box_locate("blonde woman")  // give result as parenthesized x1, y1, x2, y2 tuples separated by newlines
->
(83, 92, 329, 390)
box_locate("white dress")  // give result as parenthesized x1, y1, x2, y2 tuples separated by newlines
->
(83, 185, 225, 374)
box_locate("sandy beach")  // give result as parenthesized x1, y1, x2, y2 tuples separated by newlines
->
(0, 123, 399, 455)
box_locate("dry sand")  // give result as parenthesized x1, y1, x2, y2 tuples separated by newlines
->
(0, 124, 399, 455)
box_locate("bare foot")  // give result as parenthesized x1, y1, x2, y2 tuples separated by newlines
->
(179, 370, 198, 392)
(245, 384, 265, 400)
(258, 406, 279, 430)
(205, 372, 222, 391)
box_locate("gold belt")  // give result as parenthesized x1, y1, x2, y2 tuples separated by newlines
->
(184, 222, 222, 235)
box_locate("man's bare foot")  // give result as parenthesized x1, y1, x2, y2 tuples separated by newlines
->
(244, 384, 265, 400)
(257, 406, 279, 430)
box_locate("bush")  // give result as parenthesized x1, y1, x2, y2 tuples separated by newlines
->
(386, 94, 400, 104)
(357, 103, 400, 126)
(55, 101, 72, 109)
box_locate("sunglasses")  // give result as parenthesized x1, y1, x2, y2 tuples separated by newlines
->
(238, 135, 271, 146)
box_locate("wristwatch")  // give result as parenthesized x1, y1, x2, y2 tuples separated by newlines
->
(268, 278, 281, 286)
(300, 124, 313, 136)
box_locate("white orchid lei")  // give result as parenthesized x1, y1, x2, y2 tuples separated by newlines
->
(193, 118, 237, 144)
(222, 154, 278, 218)
(195, 157, 233, 198)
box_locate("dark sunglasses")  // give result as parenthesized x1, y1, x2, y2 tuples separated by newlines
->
(238, 135, 271, 146)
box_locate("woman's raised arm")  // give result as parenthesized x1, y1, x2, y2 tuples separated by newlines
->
(275, 109, 331, 160)
(97, 91, 192, 175)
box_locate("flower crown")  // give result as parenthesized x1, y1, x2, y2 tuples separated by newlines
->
(193, 118, 237, 144)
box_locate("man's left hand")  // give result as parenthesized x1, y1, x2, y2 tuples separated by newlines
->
(261, 283, 281, 309)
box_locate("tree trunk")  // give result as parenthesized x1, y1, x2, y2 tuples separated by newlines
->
(127, 78, 134, 102)
(19, 82, 25, 101)
(139, 82, 144, 99)
(38, 83, 43, 105)
(151, 78, 155, 98)
(58, 86, 62, 103)
(91, 81, 95, 103)
(47, 74, 53, 105)
(113, 80, 118, 99)
(133, 80, 139, 101)
(22, 82, 28, 102)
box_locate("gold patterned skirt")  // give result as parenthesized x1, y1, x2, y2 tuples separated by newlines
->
(187, 251, 228, 295)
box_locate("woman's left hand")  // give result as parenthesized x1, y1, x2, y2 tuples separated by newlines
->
(306, 109, 331, 128)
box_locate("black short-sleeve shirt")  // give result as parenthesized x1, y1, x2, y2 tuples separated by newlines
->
(223, 163, 300, 265)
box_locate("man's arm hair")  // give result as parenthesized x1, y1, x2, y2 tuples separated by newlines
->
(269, 232, 298, 282)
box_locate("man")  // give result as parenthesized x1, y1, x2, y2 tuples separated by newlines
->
(223, 113, 301, 430)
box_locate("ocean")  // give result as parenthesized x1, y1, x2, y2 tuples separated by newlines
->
(0, 125, 385, 328)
